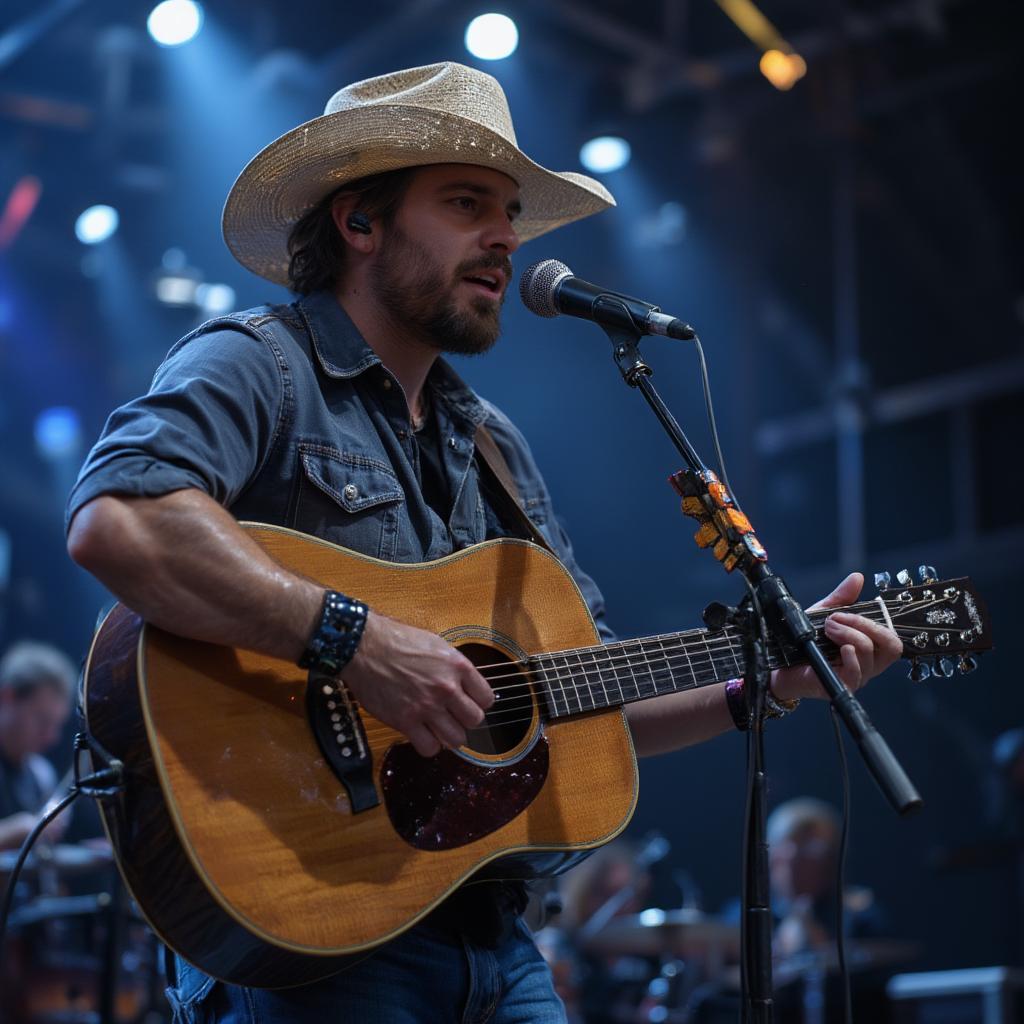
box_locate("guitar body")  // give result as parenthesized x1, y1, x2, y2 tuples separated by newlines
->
(84, 525, 638, 988)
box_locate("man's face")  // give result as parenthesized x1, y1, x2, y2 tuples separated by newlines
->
(369, 164, 521, 356)
(769, 822, 838, 903)
(0, 686, 69, 761)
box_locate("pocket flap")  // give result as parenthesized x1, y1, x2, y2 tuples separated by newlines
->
(299, 444, 404, 513)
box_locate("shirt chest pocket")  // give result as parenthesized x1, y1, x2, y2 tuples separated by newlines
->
(293, 443, 405, 561)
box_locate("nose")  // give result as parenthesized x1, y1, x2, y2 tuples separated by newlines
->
(481, 213, 520, 255)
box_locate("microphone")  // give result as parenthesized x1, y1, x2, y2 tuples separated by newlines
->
(519, 259, 695, 340)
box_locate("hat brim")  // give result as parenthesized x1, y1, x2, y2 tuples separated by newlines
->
(222, 104, 615, 288)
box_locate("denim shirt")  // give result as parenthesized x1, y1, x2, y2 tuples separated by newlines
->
(67, 290, 612, 641)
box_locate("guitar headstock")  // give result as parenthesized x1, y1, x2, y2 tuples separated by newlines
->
(876, 568, 993, 681)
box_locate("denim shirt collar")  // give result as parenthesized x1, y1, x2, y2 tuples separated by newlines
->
(297, 290, 488, 429)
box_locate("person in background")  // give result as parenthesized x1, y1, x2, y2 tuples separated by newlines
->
(0, 641, 75, 850)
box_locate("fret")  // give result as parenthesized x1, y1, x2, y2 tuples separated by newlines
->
(533, 656, 566, 718)
(570, 651, 597, 712)
(556, 655, 582, 714)
(651, 636, 680, 694)
(673, 634, 700, 691)
(630, 641, 659, 702)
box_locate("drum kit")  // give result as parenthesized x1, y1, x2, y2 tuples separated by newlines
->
(530, 851, 920, 1024)
(0, 840, 166, 1024)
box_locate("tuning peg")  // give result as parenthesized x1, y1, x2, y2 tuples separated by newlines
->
(934, 656, 956, 678)
(957, 654, 979, 675)
(874, 572, 892, 591)
(918, 565, 938, 584)
(907, 659, 932, 682)
(896, 569, 913, 587)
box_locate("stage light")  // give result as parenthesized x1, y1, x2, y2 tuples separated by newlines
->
(34, 407, 82, 460)
(465, 14, 519, 61)
(759, 49, 807, 91)
(74, 205, 119, 245)
(147, 0, 203, 48)
(196, 282, 236, 315)
(155, 273, 198, 306)
(580, 136, 631, 174)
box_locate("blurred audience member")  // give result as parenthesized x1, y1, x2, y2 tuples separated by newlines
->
(0, 641, 75, 850)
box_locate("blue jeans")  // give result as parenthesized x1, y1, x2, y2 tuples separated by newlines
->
(166, 918, 567, 1023)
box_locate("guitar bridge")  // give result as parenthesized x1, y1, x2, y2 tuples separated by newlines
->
(305, 672, 379, 813)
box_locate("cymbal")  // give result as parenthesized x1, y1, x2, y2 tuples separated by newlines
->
(582, 908, 741, 960)
(0, 842, 114, 878)
(774, 940, 922, 979)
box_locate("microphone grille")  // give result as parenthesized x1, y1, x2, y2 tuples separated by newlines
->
(519, 259, 572, 318)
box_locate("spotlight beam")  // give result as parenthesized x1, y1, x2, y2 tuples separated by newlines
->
(0, 0, 84, 71)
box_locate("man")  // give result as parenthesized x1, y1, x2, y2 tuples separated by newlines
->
(766, 797, 885, 957)
(0, 641, 75, 850)
(65, 62, 901, 1022)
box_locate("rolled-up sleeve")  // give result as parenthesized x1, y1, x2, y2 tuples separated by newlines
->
(65, 327, 286, 531)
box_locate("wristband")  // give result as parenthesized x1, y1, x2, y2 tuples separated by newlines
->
(298, 591, 368, 675)
(764, 687, 800, 719)
(725, 678, 751, 732)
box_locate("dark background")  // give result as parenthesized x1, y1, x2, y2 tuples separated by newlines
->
(1, 0, 1021, 975)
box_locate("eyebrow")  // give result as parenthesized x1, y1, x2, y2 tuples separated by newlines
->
(438, 181, 523, 218)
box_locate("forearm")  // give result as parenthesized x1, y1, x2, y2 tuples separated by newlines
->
(67, 489, 322, 662)
(625, 683, 735, 758)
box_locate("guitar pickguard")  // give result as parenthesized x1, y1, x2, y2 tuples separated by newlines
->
(381, 737, 549, 851)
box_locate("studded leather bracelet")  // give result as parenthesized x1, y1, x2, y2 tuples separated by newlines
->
(298, 591, 368, 675)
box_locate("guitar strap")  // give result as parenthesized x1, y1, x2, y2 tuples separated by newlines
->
(473, 425, 555, 555)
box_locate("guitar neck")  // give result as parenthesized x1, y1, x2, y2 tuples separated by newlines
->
(531, 600, 886, 719)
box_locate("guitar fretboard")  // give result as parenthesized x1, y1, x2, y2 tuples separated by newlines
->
(530, 601, 886, 718)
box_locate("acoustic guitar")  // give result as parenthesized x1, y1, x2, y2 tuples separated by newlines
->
(83, 523, 991, 987)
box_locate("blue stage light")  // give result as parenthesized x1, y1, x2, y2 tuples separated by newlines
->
(465, 14, 519, 61)
(34, 407, 82, 460)
(147, 0, 203, 47)
(580, 136, 632, 174)
(74, 205, 119, 245)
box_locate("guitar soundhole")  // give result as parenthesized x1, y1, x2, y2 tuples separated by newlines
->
(458, 643, 534, 757)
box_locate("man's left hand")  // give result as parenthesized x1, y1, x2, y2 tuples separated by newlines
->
(770, 572, 903, 702)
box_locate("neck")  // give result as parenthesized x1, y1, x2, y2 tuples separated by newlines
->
(531, 597, 886, 719)
(332, 284, 437, 423)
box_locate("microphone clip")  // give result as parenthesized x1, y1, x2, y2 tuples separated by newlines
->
(594, 297, 653, 386)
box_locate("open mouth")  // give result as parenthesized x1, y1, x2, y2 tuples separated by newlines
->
(461, 273, 503, 296)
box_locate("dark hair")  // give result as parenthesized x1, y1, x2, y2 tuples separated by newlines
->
(286, 168, 418, 295)
(0, 641, 76, 701)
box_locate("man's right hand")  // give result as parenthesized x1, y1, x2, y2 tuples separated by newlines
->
(343, 613, 495, 758)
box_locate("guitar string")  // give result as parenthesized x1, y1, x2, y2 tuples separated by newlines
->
(354, 631, 962, 738)
(426, 620, 949, 706)
(460, 605, 880, 680)
(344, 600, 971, 738)
(454, 597, 955, 678)
(391, 623, 965, 727)
(353, 626, 945, 735)
(453, 603, 945, 691)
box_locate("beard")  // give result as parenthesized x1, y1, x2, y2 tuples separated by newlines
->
(369, 225, 511, 357)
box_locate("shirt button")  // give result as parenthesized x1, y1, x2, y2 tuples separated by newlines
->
(448, 437, 458, 450)
(382, 378, 393, 390)
(343, 483, 359, 501)
(397, 429, 408, 441)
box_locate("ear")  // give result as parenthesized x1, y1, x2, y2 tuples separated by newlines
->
(330, 196, 376, 254)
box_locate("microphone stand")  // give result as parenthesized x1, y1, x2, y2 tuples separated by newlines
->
(588, 297, 922, 1024)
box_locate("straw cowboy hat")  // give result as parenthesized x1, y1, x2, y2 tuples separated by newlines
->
(222, 61, 616, 287)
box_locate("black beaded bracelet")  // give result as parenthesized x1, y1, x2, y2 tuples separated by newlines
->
(298, 590, 368, 675)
